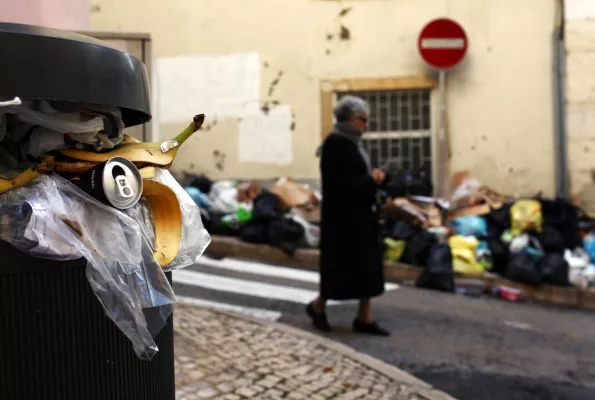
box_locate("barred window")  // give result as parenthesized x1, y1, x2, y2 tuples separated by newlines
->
(337, 89, 433, 177)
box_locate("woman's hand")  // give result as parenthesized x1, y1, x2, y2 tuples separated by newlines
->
(372, 168, 386, 184)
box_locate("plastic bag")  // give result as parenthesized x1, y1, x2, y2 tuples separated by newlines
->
(385, 170, 433, 198)
(146, 169, 211, 271)
(209, 180, 239, 214)
(390, 220, 417, 240)
(268, 217, 305, 256)
(415, 243, 455, 293)
(0, 174, 176, 359)
(536, 225, 565, 254)
(510, 200, 543, 236)
(451, 216, 487, 237)
(184, 186, 212, 211)
(401, 229, 437, 267)
(383, 238, 406, 263)
(252, 190, 282, 221)
(288, 209, 320, 248)
(507, 251, 541, 285)
(449, 235, 483, 275)
(540, 253, 570, 286)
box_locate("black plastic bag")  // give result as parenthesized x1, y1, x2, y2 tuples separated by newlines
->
(415, 243, 455, 293)
(252, 190, 282, 222)
(268, 218, 305, 256)
(535, 225, 565, 254)
(540, 253, 570, 286)
(539, 198, 581, 250)
(207, 213, 238, 237)
(401, 229, 437, 267)
(385, 170, 433, 198)
(486, 203, 512, 234)
(390, 220, 418, 241)
(506, 251, 541, 285)
(488, 239, 509, 276)
(239, 222, 269, 244)
(188, 174, 213, 195)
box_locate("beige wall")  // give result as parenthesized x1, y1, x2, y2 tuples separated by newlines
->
(565, 0, 595, 196)
(91, 0, 556, 196)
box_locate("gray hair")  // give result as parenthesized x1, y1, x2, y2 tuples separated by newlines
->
(333, 95, 370, 123)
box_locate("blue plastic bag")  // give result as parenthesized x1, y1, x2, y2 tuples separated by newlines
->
(185, 186, 212, 211)
(451, 216, 487, 237)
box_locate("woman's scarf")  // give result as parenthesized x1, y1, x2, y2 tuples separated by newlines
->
(316, 122, 371, 172)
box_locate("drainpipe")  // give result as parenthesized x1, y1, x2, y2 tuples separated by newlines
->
(553, 0, 568, 199)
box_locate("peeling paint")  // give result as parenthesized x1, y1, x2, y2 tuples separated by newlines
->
(339, 25, 351, 41)
(268, 71, 284, 97)
(338, 7, 352, 17)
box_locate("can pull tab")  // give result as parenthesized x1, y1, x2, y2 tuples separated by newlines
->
(112, 166, 135, 198)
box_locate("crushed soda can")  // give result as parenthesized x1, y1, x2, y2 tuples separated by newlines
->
(491, 286, 524, 302)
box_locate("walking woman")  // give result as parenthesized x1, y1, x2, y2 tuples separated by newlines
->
(306, 95, 390, 336)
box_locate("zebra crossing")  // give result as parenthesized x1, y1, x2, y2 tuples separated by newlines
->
(172, 255, 400, 322)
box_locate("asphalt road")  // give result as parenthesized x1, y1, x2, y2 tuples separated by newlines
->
(174, 260, 595, 400)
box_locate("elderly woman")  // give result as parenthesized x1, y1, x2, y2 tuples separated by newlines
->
(306, 95, 389, 336)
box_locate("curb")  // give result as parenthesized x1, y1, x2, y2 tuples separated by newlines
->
(175, 300, 456, 400)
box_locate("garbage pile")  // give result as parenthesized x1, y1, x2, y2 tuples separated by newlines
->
(382, 170, 595, 293)
(183, 176, 320, 256)
(0, 98, 210, 359)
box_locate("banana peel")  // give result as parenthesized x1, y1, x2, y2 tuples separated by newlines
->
(139, 166, 156, 179)
(0, 168, 41, 194)
(143, 180, 182, 268)
(58, 114, 205, 167)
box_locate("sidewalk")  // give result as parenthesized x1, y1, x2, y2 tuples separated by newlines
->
(174, 304, 454, 400)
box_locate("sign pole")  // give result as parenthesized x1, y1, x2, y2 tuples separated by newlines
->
(418, 18, 467, 198)
(438, 69, 447, 198)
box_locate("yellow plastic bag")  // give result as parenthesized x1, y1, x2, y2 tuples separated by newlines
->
(449, 235, 484, 275)
(384, 238, 406, 263)
(511, 200, 543, 236)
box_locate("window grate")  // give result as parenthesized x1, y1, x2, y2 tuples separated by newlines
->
(337, 89, 432, 176)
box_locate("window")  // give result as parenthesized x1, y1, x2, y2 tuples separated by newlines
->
(336, 88, 433, 176)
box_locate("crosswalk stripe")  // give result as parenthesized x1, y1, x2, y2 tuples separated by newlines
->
(196, 256, 400, 291)
(173, 269, 351, 305)
(176, 296, 282, 321)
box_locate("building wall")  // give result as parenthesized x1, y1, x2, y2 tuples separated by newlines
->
(91, 0, 557, 196)
(565, 0, 595, 195)
(0, 0, 89, 30)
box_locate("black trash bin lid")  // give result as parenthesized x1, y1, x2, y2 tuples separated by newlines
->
(0, 22, 151, 127)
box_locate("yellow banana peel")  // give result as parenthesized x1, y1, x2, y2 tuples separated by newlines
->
(139, 166, 156, 179)
(58, 114, 205, 166)
(143, 180, 182, 268)
(0, 168, 40, 194)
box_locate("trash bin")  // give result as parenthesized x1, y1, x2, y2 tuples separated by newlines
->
(0, 23, 175, 400)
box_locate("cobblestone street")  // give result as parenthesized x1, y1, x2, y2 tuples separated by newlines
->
(174, 305, 452, 400)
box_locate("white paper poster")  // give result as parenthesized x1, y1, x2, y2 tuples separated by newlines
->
(238, 105, 293, 165)
(156, 53, 261, 124)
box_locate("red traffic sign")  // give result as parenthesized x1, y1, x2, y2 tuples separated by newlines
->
(418, 18, 468, 69)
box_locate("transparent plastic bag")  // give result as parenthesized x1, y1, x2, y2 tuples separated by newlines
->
(140, 169, 211, 271)
(0, 174, 176, 360)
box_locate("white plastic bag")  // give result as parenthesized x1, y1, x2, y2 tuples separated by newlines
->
(288, 209, 320, 248)
(209, 180, 239, 214)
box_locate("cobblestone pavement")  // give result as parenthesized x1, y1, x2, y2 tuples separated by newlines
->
(174, 304, 453, 400)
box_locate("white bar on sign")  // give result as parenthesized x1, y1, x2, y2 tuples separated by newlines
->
(421, 38, 465, 49)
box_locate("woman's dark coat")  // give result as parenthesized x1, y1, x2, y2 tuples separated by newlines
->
(319, 134, 385, 300)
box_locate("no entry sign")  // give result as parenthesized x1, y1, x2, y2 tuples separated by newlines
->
(418, 18, 468, 69)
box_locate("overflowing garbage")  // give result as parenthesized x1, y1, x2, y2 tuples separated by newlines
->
(0, 98, 210, 359)
(184, 176, 320, 256)
(191, 166, 595, 299)
(383, 170, 595, 293)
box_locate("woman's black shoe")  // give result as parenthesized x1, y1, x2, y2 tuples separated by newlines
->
(306, 303, 332, 332)
(353, 319, 390, 336)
